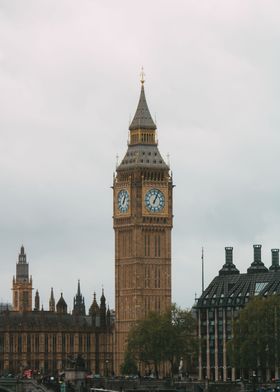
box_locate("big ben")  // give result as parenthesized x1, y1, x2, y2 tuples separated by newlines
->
(113, 75, 173, 372)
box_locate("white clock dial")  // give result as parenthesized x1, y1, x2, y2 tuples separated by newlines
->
(117, 189, 130, 213)
(145, 189, 165, 213)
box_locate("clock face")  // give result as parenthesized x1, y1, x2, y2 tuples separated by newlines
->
(117, 189, 130, 213)
(145, 188, 165, 213)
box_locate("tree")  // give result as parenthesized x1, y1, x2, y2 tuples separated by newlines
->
(124, 305, 197, 378)
(120, 352, 138, 375)
(163, 305, 197, 376)
(228, 295, 280, 379)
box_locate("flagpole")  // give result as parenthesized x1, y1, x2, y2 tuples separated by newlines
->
(201, 247, 204, 294)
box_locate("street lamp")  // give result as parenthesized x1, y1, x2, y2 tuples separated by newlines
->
(105, 360, 109, 378)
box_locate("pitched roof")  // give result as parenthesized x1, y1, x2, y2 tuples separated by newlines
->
(195, 270, 280, 309)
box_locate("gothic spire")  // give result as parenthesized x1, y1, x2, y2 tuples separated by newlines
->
(72, 280, 86, 316)
(77, 279, 81, 296)
(49, 287, 55, 312)
(19, 245, 27, 264)
(100, 288, 106, 328)
(129, 79, 156, 131)
(34, 290, 40, 311)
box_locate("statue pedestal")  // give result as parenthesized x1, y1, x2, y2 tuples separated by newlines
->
(65, 369, 87, 390)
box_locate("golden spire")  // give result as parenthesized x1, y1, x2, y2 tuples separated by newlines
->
(140, 66, 145, 85)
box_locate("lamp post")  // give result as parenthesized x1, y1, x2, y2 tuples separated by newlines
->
(105, 360, 109, 378)
(252, 370, 257, 392)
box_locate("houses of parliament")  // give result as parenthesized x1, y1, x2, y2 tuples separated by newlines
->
(0, 78, 173, 376)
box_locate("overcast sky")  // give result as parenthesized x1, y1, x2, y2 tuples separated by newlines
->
(1, 0, 280, 311)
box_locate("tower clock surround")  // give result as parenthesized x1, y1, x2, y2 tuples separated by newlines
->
(113, 78, 173, 373)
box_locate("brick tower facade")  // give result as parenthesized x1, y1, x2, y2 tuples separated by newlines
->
(113, 78, 173, 372)
(12, 246, 33, 312)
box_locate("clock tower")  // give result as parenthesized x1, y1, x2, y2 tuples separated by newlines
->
(113, 77, 173, 372)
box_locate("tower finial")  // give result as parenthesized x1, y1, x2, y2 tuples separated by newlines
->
(140, 66, 145, 85)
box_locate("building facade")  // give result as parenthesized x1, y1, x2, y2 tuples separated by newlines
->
(0, 247, 113, 376)
(195, 245, 280, 382)
(113, 78, 173, 371)
(0, 79, 172, 376)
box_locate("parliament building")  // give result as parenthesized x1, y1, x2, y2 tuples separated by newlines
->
(0, 246, 113, 376)
(0, 78, 172, 376)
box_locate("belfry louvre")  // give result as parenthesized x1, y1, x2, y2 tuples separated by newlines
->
(195, 245, 280, 382)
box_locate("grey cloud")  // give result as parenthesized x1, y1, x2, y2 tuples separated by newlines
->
(1, 1, 280, 309)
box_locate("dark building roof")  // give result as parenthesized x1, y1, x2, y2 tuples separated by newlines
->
(0, 310, 91, 331)
(118, 144, 168, 171)
(129, 84, 156, 131)
(56, 293, 67, 314)
(89, 293, 99, 316)
(196, 245, 280, 309)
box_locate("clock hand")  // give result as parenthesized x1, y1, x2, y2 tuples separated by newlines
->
(153, 192, 159, 205)
(122, 195, 126, 206)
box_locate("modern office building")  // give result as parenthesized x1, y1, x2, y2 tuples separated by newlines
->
(195, 245, 280, 382)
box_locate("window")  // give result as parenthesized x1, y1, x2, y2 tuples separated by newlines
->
(27, 335, 31, 353)
(86, 334, 91, 351)
(14, 292, 18, 309)
(255, 282, 268, 295)
(154, 234, 161, 257)
(23, 291, 29, 309)
(155, 297, 160, 312)
(79, 335, 83, 352)
(144, 234, 150, 257)
(53, 335, 56, 353)
(145, 266, 150, 288)
(0, 335, 3, 353)
(10, 336, 14, 353)
(35, 335, 39, 352)
(155, 267, 160, 288)
(70, 335, 74, 353)
(62, 334, 66, 353)
(18, 336, 22, 353)
(45, 335, 48, 353)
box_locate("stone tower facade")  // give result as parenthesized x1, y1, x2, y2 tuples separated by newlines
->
(12, 246, 33, 312)
(113, 79, 173, 372)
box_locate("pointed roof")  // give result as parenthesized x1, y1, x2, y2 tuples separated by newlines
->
(50, 287, 54, 300)
(129, 83, 156, 131)
(56, 293, 67, 314)
(100, 288, 106, 309)
(49, 287, 55, 312)
(89, 292, 99, 316)
(18, 245, 27, 263)
(77, 279, 81, 296)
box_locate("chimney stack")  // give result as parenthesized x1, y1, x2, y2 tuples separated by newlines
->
(269, 249, 280, 271)
(247, 244, 268, 273)
(219, 247, 239, 276)
(254, 244, 262, 263)
(225, 247, 233, 264)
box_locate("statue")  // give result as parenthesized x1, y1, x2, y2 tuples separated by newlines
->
(67, 354, 85, 370)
